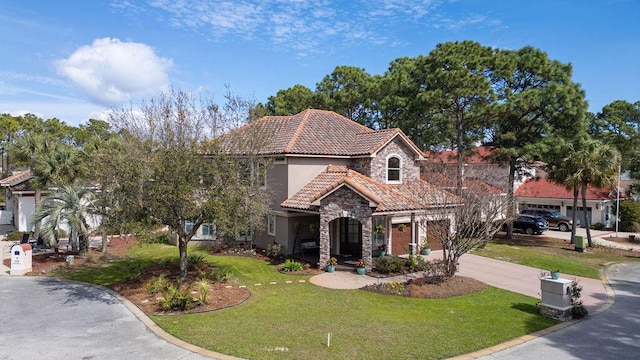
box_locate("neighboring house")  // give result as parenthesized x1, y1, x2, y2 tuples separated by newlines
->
(515, 178, 624, 229)
(424, 172, 508, 223)
(0, 170, 101, 234)
(422, 146, 537, 192)
(0, 170, 38, 232)
(218, 109, 462, 270)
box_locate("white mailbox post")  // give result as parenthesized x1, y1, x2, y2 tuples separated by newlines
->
(539, 276, 573, 321)
(10, 243, 32, 276)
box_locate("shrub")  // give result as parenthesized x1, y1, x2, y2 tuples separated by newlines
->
(407, 254, 428, 272)
(160, 283, 195, 311)
(619, 200, 640, 232)
(146, 274, 168, 294)
(124, 262, 147, 281)
(5, 231, 25, 242)
(282, 259, 303, 272)
(571, 279, 588, 319)
(266, 243, 282, 258)
(187, 253, 206, 269)
(196, 279, 211, 304)
(196, 267, 231, 282)
(374, 256, 405, 273)
(419, 259, 449, 284)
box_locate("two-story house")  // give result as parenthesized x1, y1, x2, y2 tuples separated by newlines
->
(220, 109, 461, 270)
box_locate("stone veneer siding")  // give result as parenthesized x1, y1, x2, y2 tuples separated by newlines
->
(370, 138, 419, 184)
(319, 187, 373, 271)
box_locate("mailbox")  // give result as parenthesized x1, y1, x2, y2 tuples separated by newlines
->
(10, 243, 32, 276)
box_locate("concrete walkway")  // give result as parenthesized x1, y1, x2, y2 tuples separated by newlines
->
(310, 252, 610, 314)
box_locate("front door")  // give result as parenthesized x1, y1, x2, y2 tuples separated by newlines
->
(338, 218, 362, 258)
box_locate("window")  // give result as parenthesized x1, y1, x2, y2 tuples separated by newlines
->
(267, 214, 276, 236)
(274, 156, 287, 164)
(185, 220, 194, 233)
(201, 223, 215, 237)
(387, 155, 401, 183)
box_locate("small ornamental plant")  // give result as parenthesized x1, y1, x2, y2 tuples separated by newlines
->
(357, 259, 366, 268)
(328, 257, 338, 266)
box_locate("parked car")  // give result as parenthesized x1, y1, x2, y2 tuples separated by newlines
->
(521, 208, 579, 232)
(509, 214, 549, 235)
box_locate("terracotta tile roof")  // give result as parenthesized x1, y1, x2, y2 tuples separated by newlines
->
(220, 109, 421, 157)
(281, 165, 462, 213)
(516, 178, 623, 200)
(424, 146, 499, 164)
(0, 170, 33, 187)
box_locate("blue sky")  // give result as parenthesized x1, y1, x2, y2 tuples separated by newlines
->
(1, 0, 638, 126)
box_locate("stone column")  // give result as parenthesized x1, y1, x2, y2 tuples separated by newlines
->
(318, 214, 330, 269)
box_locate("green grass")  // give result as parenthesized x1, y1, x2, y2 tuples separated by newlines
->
(473, 236, 640, 279)
(57, 243, 556, 359)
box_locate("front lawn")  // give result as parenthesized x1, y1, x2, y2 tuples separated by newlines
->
(474, 234, 640, 279)
(58, 243, 556, 359)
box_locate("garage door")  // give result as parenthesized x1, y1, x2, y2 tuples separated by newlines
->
(567, 206, 592, 228)
(391, 223, 411, 255)
(425, 220, 447, 251)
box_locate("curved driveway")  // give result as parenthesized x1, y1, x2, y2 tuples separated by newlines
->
(477, 262, 640, 360)
(0, 277, 221, 360)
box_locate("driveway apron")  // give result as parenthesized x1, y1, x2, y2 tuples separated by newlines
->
(475, 262, 640, 359)
(0, 277, 216, 360)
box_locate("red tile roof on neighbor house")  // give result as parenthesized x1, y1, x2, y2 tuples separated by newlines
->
(424, 146, 499, 164)
(516, 178, 623, 200)
(281, 165, 462, 213)
(220, 109, 423, 157)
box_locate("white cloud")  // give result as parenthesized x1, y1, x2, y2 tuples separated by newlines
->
(110, 1, 502, 57)
(55, 38, 173, 106)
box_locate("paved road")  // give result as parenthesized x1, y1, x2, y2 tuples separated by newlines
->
(476, 262, 640, 360)
(0, 276, 220, 360)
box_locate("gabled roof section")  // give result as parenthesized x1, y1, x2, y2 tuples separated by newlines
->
(0, 170, 33, 187)
(282, 165, 462, 213)
(220, 109, 423, 158)
(516, 178, 623, 201)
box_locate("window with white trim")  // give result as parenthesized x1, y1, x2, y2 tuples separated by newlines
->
(386, 155, 401, 183)
(201, 223, 215, 237)
(267, 214, 276, 236)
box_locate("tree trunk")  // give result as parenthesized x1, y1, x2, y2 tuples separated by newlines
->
(506, 157, 517, 239)
(34, 190, 42, 235)
(456, 111, 464, 197)
(570, 186, 579, 244)
(101, 231, 108, 254)
(582, 183, 593, 247)
(179, 237, 189, 282)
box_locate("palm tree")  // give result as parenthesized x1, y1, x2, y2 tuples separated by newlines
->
(548, 141, 582, 244)
(11, 134, 83, 235)
(566, 139, 620, 247)
(33, 185, 98, 253)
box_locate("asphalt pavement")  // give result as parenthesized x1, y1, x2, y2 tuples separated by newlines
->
(473, 262, 640, 360)
(0, 276, 232, 360)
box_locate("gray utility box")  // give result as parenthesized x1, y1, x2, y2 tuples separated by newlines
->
(540, 276, 573, 321)
(10, 243, 33, 276)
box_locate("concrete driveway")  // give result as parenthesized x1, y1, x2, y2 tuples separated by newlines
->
(474, 262, 640, 360)
(0, 276, 229, 360)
